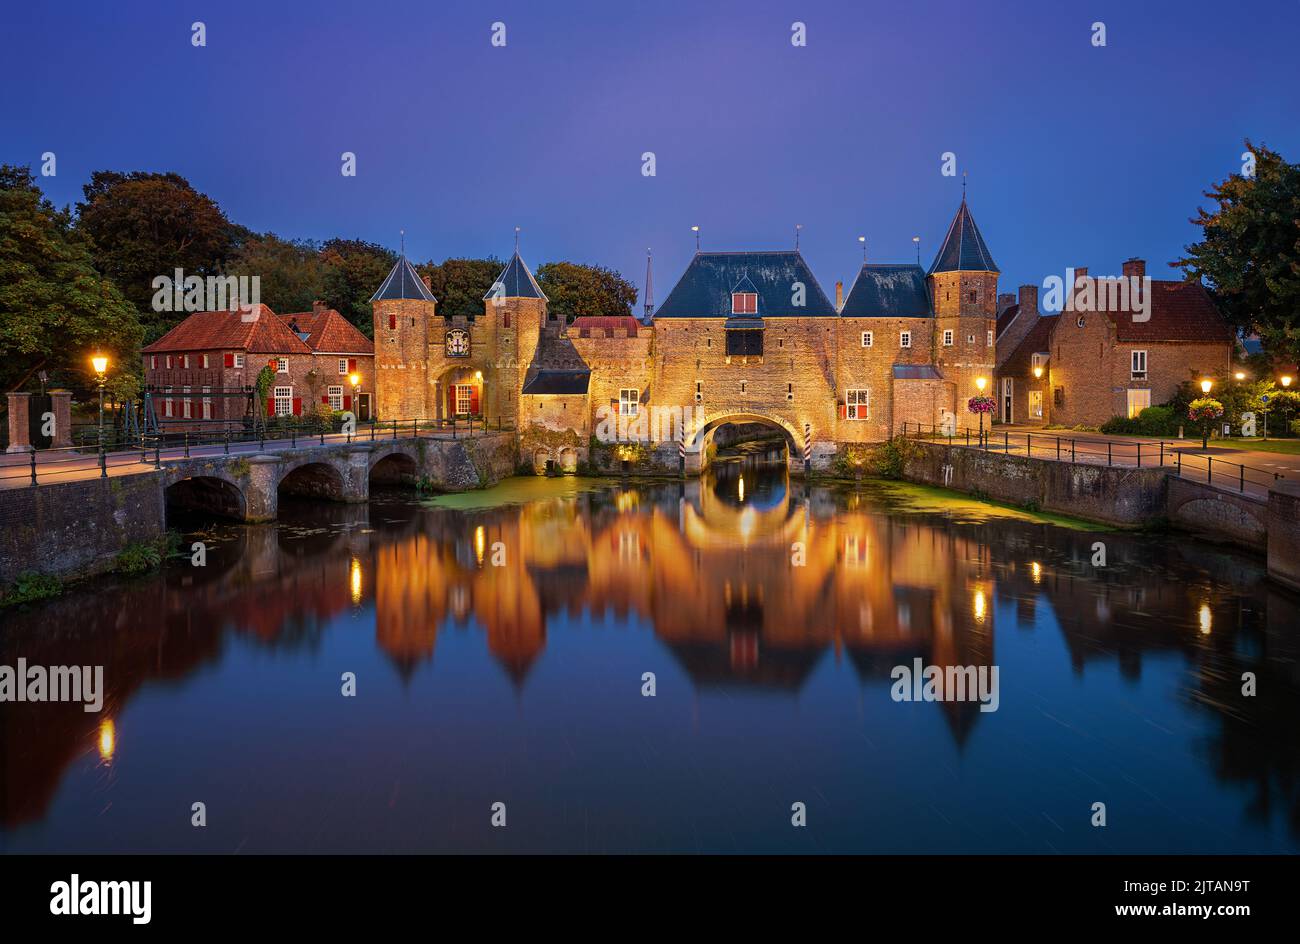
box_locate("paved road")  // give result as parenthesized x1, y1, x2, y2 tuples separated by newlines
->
(0, 426, 497, 489)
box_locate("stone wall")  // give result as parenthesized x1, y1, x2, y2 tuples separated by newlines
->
(1267, 480, 1300, 592)
(0, 473, 166, 587)
(1167, 476, 1267, 551)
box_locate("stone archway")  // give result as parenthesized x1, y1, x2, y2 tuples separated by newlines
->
(532, 447, 553, 475)
(688, 411, 803, 473)
(370, 451, 419, 487)
(558, 446, 578, 473)
(278, 461, 347, 501)
(164, 475, 247, 522)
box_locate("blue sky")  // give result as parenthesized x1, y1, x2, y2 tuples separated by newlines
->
(3, 0, 1297, 309)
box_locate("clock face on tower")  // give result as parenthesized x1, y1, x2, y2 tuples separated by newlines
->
(446, 328, 470, 357)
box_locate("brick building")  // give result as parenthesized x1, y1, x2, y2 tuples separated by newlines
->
(995, 259, 1234, 427)
(373, 198, 1002, 471)
(141, 303, 374, 429)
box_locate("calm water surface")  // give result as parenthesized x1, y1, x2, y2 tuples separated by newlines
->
(3, 458, 1298, 853)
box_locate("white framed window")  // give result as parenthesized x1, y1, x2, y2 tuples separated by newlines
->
(181, 354, 190, 369)
(233, 353, 245, 368)
(861, 331, 873, 348)
(273, 386, 293, 416)
(165, 355, 173, 369)
(731, 292, 757, 315)
(900, 331, 911, 348)
(1130, 350, 1147, 380)
(943, 329, 954, 346)
(150, 355, 157, 369)
(968, 333, 976, 343)
(619, 388, 640, 416)
(454, 383, 473, 415)
(328, 385, 344, 411)
(201, 386, 212, 420)
(201, 354, 210, 369)
(987, 329, 994, 347)
(181, 385, 192, 419)
(162, 386, 174, 418)
(338, 358, 348, 375)
(276, 357, 289, 373)
(846, 388, 870, 420)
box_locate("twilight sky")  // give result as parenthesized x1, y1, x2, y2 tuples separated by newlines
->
(3, 0, 1298, 311)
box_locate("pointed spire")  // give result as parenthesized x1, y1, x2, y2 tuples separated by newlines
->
(371, 254, 435, 302)
(929, 199, 998, 274)
(484, 244, 547, 301)
(643, 248, 655, 321)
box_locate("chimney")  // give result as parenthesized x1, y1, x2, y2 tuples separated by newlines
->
(312, 299, 327, 315)
(240, 304, 259, 323)
(1018, 284, 1039, 319)
(1122, 257, 1146, 280)
(1068, 266, 1088, 308)
(835, 280, 844, 310)
(421, 274, 433, 292)
(998, 292, 1015, 314)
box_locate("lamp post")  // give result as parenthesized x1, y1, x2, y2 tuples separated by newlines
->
(92, 354, 109, 476)
(349, 372, 360, 422)
(975, 376, 988, 446)
(1283, 375, 1294, 437)
(1199, 378, 1213, 449)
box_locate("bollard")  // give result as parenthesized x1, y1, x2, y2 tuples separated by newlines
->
(30, 449, 38, 486)
(184, 431, 190, 458)
(1207, 457, 1212, 484)
(224, 428, 230, 455)
(100, 448, 107, 478)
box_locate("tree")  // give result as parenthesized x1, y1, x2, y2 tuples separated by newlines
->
(76, 171, 239, 344)
(1176, 142, 1300, 365)
(419, 257, 502, 320)
(0, 165, 142, 394)
(535, 261, 638, 324)
(225, 234, 325, 314)
(319, 238, 397, 338)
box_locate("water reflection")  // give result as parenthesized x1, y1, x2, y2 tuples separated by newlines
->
(2, 456, 1298, 852)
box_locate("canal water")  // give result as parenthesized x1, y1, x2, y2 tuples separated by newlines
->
(2, 457, 1298, 853)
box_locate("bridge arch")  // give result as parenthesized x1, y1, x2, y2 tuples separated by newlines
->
(370, 450, 419, 486)
(277, 460, 348, 501)
(687, 411, 803, 471)
(164, 474, 247, 522)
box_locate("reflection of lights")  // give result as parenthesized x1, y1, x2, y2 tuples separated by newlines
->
(1199, 604, 1212, 635)
(616, 490, 638, 513)
(738, 475, 745, 503)
(350, 557, 363, 604)
(739, 506, 756, 540)
(1031, 561, 1042, 583)
(98, 719, 116, 762)
(474, 526, 486, 566)
(973, 589, 987, 624)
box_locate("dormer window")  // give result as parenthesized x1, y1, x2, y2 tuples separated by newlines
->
(732, 292, 757, 315)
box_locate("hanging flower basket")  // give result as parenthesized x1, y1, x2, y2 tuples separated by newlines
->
(967, 395, 997, 415)
(1188, 398, 1224, 422)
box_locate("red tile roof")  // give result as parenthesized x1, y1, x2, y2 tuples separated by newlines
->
(1102, 279, 1233, 343)
(279, 309, 374, 354)
(571, 315, 641, 337)
(142, 306, 312, 354)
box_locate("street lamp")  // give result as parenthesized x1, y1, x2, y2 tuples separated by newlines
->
(91, 353, 109, 476)
(1199, 378, 1213, 449)
(349, 372, 360, 421)
(975, 376, 988, 445)
(1282, 375, 1294, 437)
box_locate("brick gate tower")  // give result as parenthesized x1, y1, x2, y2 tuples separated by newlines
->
(372, 255, 438, 420)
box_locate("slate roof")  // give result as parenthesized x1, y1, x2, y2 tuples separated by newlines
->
(143, 306, 312, 354)
(892, 364, 944, 380)
(485, 252, 547, 300)
(999, 314, 1058, 377)
(840, 264, 933, 318)
(653, 251, 836, 318)
(995, 304, 1021, 340)
(280, 309, 374, 354)
(371, 257, 436, 303)
(929, 200, 998, 274)
(1100, 279, 1234, 342)
(521, 369, 590, 394)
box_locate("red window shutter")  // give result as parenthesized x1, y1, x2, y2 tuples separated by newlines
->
(321, 395, 329, 404)
(388, 314, 396, 330)
(470, 387, 480, 414)
(292, 397, 302, 416)
(266, 397, 274, 416)
(503, 312, 510, 328)
(224, 353, 234, 368)
(348, 358, 357, 372)
(343, 395, 352, 410)
(839, 404, 847, 419)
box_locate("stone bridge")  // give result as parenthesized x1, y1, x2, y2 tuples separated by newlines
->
(162, 434, 516, 521)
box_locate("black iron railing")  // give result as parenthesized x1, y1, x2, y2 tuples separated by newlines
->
(899, 422, 1284, 498)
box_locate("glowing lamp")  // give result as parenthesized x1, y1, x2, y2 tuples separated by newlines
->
(1200, 379, 1213, 394)
(91, 354, 108, 376)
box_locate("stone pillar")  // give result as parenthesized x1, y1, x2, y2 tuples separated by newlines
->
(1267, 480, 1300, 592)
(48, 390, 73, 447)
(5, 392, 31, 452)
(243, 455, 283, 522)
(345, 447, 371, 502)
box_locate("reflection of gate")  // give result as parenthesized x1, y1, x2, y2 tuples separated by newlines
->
(27, 394, 53, 448)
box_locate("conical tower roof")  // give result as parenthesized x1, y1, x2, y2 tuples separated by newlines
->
(370, 256, 437, 302)
(484, 251, 548, 301)
(929, 200, 998, 274)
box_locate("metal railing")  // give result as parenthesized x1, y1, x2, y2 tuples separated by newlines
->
(899, 422, 1284, 499)
(0, 414, 516, 487)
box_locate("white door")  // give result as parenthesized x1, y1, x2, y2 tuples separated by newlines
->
(1001, 377, 1014, 423)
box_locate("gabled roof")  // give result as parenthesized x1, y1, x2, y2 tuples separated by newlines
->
(840, 264, 933, 318)
(999, 314, 1058, 377)
(930, 200, 998, 274)
(485, 252, 547, 301)
(996, 304, 1021, 340)
(143, 306, 312, 354)
(371, 257, 436, 303)
(654, 251, 836, 318)
(521, 369, 590, 394)
(1100, 279, 1234, 342)
(280, 309, 374, 355)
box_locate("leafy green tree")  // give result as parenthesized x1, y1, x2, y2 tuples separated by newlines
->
(225, 234, 325, 314)
(319, 238, 396, 338)
(76, 171, 239, 343)
(0, 165, 141, 394)
(1176, 142, 1300, 364)
(419, 257, 502, 320)
(536, 261, 638, 324)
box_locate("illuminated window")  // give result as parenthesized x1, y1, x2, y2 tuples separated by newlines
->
(943, 329, 953, 346)
(900, 331, 911, 348)
(861, 331, 873, 348)
(846, 388, 870, 420)
(619, 388, 640, 416)
(276, 357, 289, 373)
(273, 386, 293, 416)
(328, 385, 344, 411)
